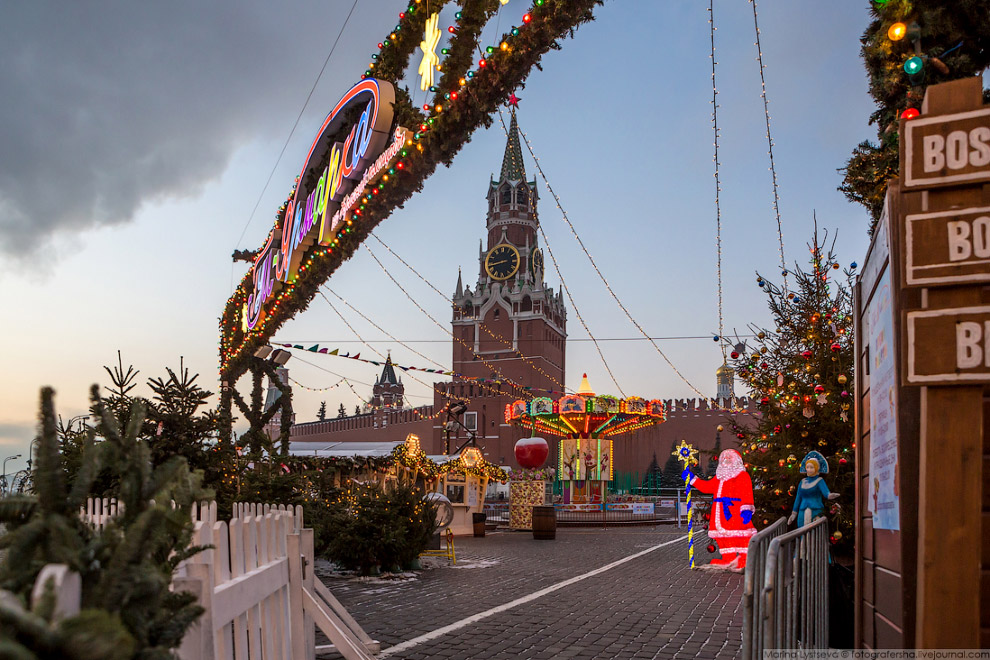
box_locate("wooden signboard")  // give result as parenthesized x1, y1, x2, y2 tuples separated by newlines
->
(906, 305, 990, 384)
(905, 206, 990, 286)
(903, 107, 990, 189)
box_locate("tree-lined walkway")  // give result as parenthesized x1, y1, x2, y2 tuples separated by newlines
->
(317, 527, 743, 659)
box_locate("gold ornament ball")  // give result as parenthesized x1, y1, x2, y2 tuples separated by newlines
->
(805, 364, 814, 372)
(814, 373, 821, 380)
(832, 530, 843, 541)
(801, 430, 809, 438)
(838, 374, 848, 384)
(760, 346, 768, 354)
(758, 331, 766, 339)
(717, 425, 724, 432)
(750, 443, 757, 451)
(786, 443, 792, 449)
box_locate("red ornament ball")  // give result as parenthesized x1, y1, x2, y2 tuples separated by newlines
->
(814, 385, 825, 394)
(730, 351, 740, 359)
(514, 436, 549, 469)
(830, 342, 841, 352)
(801, 350, 813, 359)
(706, 542, 717, 554)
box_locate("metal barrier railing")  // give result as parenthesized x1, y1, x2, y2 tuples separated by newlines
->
(762, 516, 830, 651)
(741, 517, 787, 660)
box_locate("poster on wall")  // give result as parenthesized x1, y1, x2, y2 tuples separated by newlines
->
(467, 479, 479, 508)
(869, 267, 900, 530)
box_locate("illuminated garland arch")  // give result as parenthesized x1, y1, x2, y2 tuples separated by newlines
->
(219, 0, 604, 444)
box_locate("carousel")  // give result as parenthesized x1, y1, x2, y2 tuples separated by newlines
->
(505, 375, 667, 504)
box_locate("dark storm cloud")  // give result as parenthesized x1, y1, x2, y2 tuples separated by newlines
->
(0, 2, 362, 259)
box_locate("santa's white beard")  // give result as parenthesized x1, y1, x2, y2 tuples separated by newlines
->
(715, 457, 745, 481)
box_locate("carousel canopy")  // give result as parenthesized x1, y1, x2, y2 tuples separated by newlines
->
(505, 391, 667, 438)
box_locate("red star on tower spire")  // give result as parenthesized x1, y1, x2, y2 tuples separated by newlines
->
(508, 93, 521, 108)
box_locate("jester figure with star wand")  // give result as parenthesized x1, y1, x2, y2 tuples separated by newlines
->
(682, 448, 758, 571)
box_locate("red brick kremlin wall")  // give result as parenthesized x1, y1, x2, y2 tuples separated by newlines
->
(286, 395, 760, 476)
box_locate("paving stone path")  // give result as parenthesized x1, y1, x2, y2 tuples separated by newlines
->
(317, 527, 743, 659)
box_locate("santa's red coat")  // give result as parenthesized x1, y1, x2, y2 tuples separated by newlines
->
(689, 469, 757, 542)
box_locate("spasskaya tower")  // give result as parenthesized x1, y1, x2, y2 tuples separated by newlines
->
(434, 108, 566, 466)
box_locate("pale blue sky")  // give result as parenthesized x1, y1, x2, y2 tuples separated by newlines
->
(0, 2, 876, 472)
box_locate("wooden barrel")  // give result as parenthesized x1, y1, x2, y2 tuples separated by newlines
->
(532, 505, 557, 540)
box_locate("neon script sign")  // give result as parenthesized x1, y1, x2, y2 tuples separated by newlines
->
(245, 79, 408, 330)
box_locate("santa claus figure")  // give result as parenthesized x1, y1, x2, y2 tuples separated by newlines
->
(682, 448, 757, 571)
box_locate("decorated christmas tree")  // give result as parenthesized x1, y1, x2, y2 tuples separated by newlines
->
(726, 232, 856, 555)
(839, 0, 990, 231)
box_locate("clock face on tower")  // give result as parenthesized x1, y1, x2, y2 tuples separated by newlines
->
(485, 243, 520, 281)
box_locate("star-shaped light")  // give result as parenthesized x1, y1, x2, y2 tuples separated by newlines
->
(418, 12, 441, 92)
(508, 92, 521, 108)
(673, 440, 699, 467)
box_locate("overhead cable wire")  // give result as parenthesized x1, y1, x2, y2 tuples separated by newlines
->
(233, 0, 362, 253)
(498, 108, 706, 398)
(750, 0, 788, 289)
(710, 0, 726, 363)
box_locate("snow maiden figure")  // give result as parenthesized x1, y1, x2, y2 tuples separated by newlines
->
(788, 451, 839, 527)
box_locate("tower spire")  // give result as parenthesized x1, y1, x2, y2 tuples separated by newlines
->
(499, 110, 525, 182)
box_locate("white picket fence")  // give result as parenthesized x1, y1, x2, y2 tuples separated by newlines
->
(51, 498, 380, 660)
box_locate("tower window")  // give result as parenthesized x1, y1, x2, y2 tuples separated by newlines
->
(494, 308, 500, 320)
(501, 187, 512, 206)
(517, 186, 529, 208)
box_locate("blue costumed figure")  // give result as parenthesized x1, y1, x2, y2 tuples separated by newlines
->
(788, 451, 839, 527)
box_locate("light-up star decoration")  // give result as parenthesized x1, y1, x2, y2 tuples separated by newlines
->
(508, 93, 521, 108)
(418, 12, 441, 92)
(673, 440, 699, 468)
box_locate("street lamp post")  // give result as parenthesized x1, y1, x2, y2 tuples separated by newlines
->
(2, 454, 22, 496)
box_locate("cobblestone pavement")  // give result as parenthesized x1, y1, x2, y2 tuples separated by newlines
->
(316, 526, 744, 660)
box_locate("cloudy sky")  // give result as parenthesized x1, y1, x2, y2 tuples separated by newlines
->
(0, 1, 876, 475)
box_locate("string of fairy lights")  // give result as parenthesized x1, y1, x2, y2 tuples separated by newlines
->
(368, 230, 567, 391)
(497, 107, 707, 400)
(750, 0, 788, 289)
(710, 0, 726, 365)
(362, 243, 538, 402)
(317, 288, 461, 417)
(322, 287, 447, 372)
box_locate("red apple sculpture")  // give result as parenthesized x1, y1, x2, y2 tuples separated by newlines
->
(514, 436, 549, 469)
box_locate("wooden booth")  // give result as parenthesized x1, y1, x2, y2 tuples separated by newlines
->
(436, 448, 490, 536)
(854, 75, 989, 649)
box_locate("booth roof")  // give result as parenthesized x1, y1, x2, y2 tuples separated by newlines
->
(288, 441, 402, 457)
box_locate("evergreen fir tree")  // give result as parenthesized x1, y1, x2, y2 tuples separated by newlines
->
(354, 405, 361, 416)
(727, 232, 855, 556)
(145, 359, 220, 474)
(840, 0, 990, 231)
(661, 442, 683, 489)
(337, 403, 347, 419)
(317, 401, 327, 422)
(705, 432, 722, 478)
(641, 453, 662, 494)
(0, 386, 208, 657)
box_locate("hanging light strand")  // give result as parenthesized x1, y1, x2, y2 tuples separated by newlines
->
(363, 244, 536, 401)
(322, 286, 448, 371)
(710, 0, 726, 364)
(368, 231, 566, 390)
(534, 219, 626, 397)
(751, 0, 787, 288)
(499, 108, 706, 399)
(318, 290, 474, 415)
(288, 376, 347, 393)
